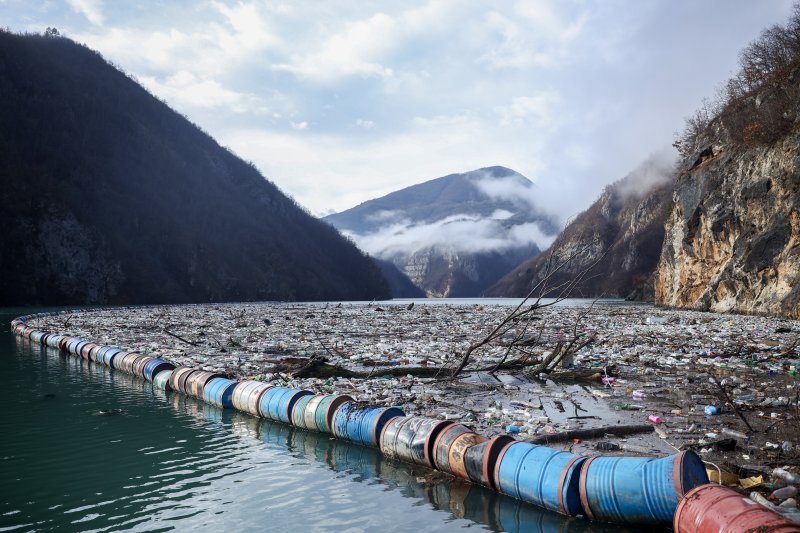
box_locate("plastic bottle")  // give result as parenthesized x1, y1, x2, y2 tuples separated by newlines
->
(772, 486, 798, 500)
(773, 468, 800, 485)
(632, 390, 646, 400)
(704, 405, 720, 415)
(721, 427, 748, 440)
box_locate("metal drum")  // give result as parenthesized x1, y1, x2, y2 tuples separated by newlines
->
(259, 387, 313, 423)
(314, 394, 353, 434)
(332, 403, 405, 447)
(88, 345, 103, 362)
(380, 416, 455, 468)
(465, 435, 516, 490)
(303, 394, 327, 431)
(132, 355, 155, 378)
(185, 371, 221, 399)
(578, 450, 709, 524)
(203, 377, 238, 409)
(153, 369, 173, 391)
(674, 483, 800, 533)
(495, 441, 586, 516)
(143, 358, 175, 382)
(102, 348, 123, 367)
(232, 381, 272, 417)
(169, 367, 198, 394)
(291, 394, 321, 429)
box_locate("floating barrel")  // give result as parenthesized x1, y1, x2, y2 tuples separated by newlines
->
(88, 345, 103, 362)
(59, 337, 72, 352)
(332, 403, 405, 447)
(231, 381, 273, 417)
(185, 371, 221, 399)
(380, 416, 454, 468)
(433, 424, 472, 475)
(495, 441, 586, 517)
(314, 394, 353, 434)
(74, 340, 90, 357)
(579, 450, 709, 524)
(465, 435, 516, 490)
(302, 394, 327, 431)
(203, 377, 238, 408)
(153, 369, 173, 391)
(292, 394, 321, 429)
(168, 366, 198, 394)
(101, 348, 123, 367)
(674, 483, 800, 532)
(79, 342, 96, 359)
(259, 387, 313, 424)
(143, 358, 175, 382)
(66, 338, 83, 356)
(115, 352, 139, 373)
(126, 353, 148, 375)
(131, 355, 155, 379)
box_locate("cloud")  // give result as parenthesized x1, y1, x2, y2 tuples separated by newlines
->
(614, 148, 678, 200)
(67, 0, 104, 26)
(497, 92, 561, 127)
(139, 71, 265, 113)
(346, 213, 555, 258)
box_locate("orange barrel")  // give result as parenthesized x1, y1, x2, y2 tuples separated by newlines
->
(433, 423, 488, 479)
(674, 483, 800, 532)
(433, 424, 472, 475)
(168, 366, 198, 394)
(185, 371, 221, 399)
(464, 435, 516, 489)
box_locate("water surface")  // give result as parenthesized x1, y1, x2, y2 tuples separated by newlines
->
(0, 308, 637, 532)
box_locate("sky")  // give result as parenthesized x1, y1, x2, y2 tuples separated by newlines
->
(2, 0, 795, 222)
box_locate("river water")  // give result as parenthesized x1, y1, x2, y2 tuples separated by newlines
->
(0, 307, 630, 532)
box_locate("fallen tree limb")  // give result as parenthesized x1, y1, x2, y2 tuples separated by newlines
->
(526, 423, 654, 445)
(164, 328, 200, 347)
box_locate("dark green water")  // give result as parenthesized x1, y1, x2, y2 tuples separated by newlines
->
(0, 309, 615, 532)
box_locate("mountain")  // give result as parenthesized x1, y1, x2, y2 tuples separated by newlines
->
(0, 31, 388, 305)
(324, 166, 559, 297)
(656, 9, 800, 318)
(486, 153, 676, 299)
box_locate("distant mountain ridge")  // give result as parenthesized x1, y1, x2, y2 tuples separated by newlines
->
(325, 166, 559, 297)
(0, 31, 388, 305)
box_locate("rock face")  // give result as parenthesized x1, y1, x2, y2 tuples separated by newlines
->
(656, 130, 800, 318)
(487, 154, 675, 299)
(324, 166, 558, 297)
(0, 31, 388, 305)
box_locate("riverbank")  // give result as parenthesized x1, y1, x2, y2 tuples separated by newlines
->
(22, 300, 800, 506)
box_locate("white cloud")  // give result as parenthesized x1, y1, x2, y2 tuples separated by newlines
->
(347, 213, 553, 258)
(67, 0, 104, 26)
(497, 92, 561, 127)
(354, 119, 375, 129)
(139, 71, 264, 113)
(291, 121, 308, 130)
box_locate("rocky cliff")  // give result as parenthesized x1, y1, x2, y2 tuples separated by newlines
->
(656, 129, 800, 317)
(487, 154, 675, 299)
(0, 31, 388, 305)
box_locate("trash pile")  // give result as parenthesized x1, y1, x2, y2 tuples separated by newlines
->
(15, 301, 800, 528)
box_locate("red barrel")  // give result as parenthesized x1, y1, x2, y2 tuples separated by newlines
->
(674, 484, 800, 532)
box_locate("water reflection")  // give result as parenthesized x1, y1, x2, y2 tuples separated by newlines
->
(5, 334, 649, 532)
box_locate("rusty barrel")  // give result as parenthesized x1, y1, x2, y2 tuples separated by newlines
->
(185, 370, 221, 399)
(153, 369, 173, 391)
(291, 393, 320, 428)
(380, 416, 455, 468)
(117, 352, 141, 373)
(168, 366, 199, 394)
(203, 377, 238, 409)
(465, 435, 516, 490)
(131, 355, 155, 379)
(674, 483, 800, 532)
(495, 441, 586, 516)
(579, 450, 709, 524)
(332, 403, 405, 447)
(143, 358, 175, 382)
(258, 387, 313, 424)
(433, 423, 487, 480)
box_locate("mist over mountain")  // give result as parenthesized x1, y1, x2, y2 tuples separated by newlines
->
(0, 31, 388, 305)
(487, 151, 677, 299)
(324, 167, 559, 297)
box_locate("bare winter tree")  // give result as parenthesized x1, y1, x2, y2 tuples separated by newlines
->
(450, 239, 606, 378)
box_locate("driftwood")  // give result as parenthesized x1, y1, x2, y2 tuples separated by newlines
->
(526, 423, 654, 444)
(163, 328, 199, 347)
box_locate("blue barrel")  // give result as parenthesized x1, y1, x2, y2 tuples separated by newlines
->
(578, 450, 709, 524)
(143, 358, 175, 382)
(203, 377, 238, 408)
(258, 387, 313, 423)
(332, 403, 405, 447)
(153, 369, 173, 391)
(102, 348, 123, 367)
(496, 442, 586, 517)
(314, 394, 352, 434)
(67, 338, 84, 356)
